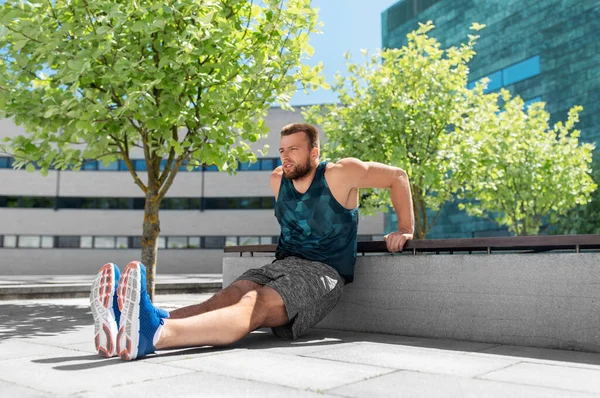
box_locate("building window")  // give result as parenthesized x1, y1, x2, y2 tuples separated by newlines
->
(98, 160, 119, 171)
(98, 198, 129, 209)
(260, 158, 276, 170)
(204, 164, 219, 172)
(503, 56, 541, 86)
(239, 236, 260, 246)
(468, 55, 541, 92)
(190, 198, 202, 210)
(134, 159, 147, 171)
(167, 236, 187, 249)
(133, 198, 145, 210)
(0, 234, 287, 250)
(161, 198, 190, 210)
(3, 235, 17, 248)
(82, 160, 98, 170)
(468, 70, 503, 93)
(225, 236, 238, 247)
(188, 237, 201, 248)
(131, 236, 143, 249)
(57, 236, 80, 248)
(0, 157, 13, 168)
(261, 197, 274, 209)
(41, 236, 54, 248)
(116, 237, 128, 249)
(0, 157, 280, 173)
(239, 161, 261, 171)
(80, 236, 93, 248)
(260, 236, 273, 245)
(239, 197, 261, 209)
(20, 197, 56, 208)
(18, 236, 41, 248)
(205, 236, 225, 249)
(5, 197, 19, 207)
(94, 236, 115, 249)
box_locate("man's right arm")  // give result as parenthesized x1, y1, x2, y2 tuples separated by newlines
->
(270, 166, 283, 199)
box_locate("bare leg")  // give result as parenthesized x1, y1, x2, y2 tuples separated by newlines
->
(156, 286, 288, 349)
(169, 280, 262, 319)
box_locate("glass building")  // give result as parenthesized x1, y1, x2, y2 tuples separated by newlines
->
(382, 0, 600, 238)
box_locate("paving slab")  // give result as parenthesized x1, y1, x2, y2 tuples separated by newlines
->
(480, 362, 600, 394)
(303, 342, 521, 377)
(474, 344, 600, 368)
(77, 371, 341, 398)
(2, 295, 600, 397)
(0, 347, 194, 395)
(0, 338, 76, 361)
(0, 379, 53, 398)
(328, 369, 600, 398)
(163, 350, 396, 391)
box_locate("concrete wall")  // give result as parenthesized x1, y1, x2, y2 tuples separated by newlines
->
(223, 252, 600, 353)
(0, 169, 274, 197)
(1, 248, 239, 275)
(0, 209, 383, 236)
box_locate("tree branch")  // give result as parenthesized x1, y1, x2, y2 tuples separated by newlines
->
(109, 133, 147, 193)
(4, 25, 41, 43)
(158, 126, 178, 187)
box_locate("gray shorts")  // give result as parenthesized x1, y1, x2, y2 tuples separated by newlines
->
(233, 256, 345, 340)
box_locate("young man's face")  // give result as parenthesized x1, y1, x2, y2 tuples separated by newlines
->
(279, 131, 316, 180)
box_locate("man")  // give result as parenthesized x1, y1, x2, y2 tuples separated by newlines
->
(90, 122, 414, 360)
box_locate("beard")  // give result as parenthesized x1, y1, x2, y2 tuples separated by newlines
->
(282, 157, 313, 180)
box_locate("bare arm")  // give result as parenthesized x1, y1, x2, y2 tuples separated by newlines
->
(270, 166, 283, 199)
(335, 158, 414, 252)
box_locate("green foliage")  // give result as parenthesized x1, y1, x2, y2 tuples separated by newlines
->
(458, 89, 596, 236)
(0, 0, 325, 294)
(303, 21, 484, 238)
(0, 0, 325, 188)
(549, 157, 600, 235)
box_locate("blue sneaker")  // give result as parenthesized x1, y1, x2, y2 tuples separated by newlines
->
(117, 261, 169, 360)
(89, 263, 121, 357)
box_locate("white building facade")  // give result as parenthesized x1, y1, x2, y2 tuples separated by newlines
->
(0, 107, 385, 275)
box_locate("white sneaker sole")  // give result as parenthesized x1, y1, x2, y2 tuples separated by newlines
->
(89, 263, 118, 358)
(117, 262, 142, 360)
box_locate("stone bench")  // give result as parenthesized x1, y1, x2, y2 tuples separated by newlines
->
(224, 236, 600, 353)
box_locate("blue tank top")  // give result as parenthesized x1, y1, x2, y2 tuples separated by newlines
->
(274, 162, 359, 283)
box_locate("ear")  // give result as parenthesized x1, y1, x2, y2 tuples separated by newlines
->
(311, 147, 319, 159)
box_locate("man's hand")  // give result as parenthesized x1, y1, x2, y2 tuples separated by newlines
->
(383, 232, 413, 253)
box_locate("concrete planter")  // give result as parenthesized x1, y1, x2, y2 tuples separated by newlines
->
(223, 252, 600, 352)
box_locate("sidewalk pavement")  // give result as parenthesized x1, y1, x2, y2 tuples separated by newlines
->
(1, 294, 600, 397)
(0, 274, 222, 299)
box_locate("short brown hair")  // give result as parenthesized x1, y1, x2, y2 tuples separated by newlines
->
(280, 123, 319, 150)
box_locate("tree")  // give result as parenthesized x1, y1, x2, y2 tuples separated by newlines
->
(459, 88, 596, 236)
(551, 157, 600, 234)
(303, 21, 486, 239)
(0, 0, 325, 298)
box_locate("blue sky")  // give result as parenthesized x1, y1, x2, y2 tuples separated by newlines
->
(290, 0, 399, 106)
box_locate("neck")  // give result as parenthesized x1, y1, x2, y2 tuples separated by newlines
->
(292, 160, 320, 191)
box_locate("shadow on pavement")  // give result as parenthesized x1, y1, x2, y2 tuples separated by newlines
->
(0, 303, 91, 340)
(32, 354, 102, 364)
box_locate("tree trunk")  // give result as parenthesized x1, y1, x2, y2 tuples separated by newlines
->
(412, 186, 427, 239)
(141, 192, 161, 301)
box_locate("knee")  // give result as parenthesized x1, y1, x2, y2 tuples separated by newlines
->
(239, 289, 260, 306)
(239, 290, 268, 328)
(218, 280, 260, 300)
